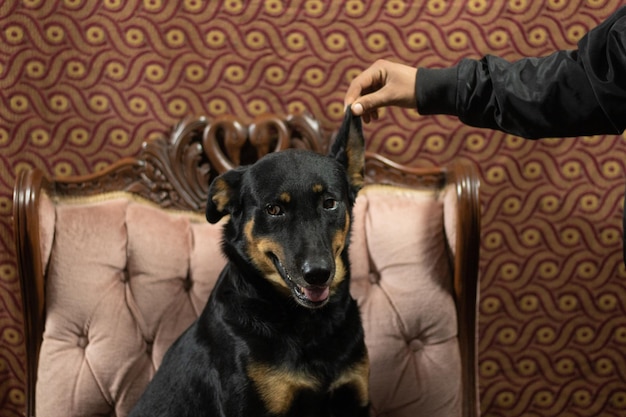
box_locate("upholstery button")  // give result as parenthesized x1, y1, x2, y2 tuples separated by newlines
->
(77, 334, 88, 348)
(184, 277, 193, 292)
(368, 271, 380, 284)
(409, 338, 424, 352)
(146, 340, 153, 355)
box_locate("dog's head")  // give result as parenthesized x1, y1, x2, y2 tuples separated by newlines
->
(205, 110, 364, 309)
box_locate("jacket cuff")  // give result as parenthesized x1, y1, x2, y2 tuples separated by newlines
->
(416, 66, 459, 116)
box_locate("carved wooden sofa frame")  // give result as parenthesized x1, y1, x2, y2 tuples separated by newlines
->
(14, 113, 480, 417)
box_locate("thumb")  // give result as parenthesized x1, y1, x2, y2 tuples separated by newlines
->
(351, 91, 385, 116)
(351, 102, 365, 116)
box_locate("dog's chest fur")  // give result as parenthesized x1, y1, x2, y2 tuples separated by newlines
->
(205, 264, 368, 416)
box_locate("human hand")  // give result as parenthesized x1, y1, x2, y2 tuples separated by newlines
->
(344, 59, 417, 123)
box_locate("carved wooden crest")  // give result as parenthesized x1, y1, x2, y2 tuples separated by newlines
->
(53, 113, 328, 211)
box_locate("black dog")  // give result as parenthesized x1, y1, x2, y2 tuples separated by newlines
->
(129, 109, 369, 417)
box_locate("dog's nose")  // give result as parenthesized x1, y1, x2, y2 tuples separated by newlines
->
(301, 260, 332, 286)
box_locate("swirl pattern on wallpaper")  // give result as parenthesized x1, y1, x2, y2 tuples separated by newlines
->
(1, 0, 626, 416)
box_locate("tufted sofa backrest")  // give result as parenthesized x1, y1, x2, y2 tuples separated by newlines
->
(13, 114, 480, 417)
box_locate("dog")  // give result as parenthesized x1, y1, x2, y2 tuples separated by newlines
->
(129, 109, 370, 417)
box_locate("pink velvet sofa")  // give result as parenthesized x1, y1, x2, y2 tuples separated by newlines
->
(13, 113, 481, 417)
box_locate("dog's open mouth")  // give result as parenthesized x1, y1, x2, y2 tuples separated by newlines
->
(269, 254, 330, 308)
(295, 285, 329, 304)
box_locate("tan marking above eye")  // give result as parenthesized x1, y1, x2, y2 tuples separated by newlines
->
(280, 192, 291, 203)
(312, 183, 324, 193)
(248, 362, 320, 415)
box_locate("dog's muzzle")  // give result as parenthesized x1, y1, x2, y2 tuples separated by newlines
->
(269, 254, 333, 308)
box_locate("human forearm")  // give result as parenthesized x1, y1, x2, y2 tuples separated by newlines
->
(417, 53, 617, 139)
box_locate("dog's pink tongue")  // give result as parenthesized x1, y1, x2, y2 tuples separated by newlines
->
(303, 286, 329, 302)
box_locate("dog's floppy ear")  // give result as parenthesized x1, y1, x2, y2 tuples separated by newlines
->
(206, 167, 245, 224)
(329, 107, 365, 194)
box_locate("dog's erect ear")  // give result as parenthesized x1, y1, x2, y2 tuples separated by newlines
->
(329, 107, 365, 193)
(206, 167, 244, 224)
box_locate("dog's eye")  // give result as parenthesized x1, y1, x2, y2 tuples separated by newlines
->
(323, 198, 338, 210)
(266, 204, 284, 216)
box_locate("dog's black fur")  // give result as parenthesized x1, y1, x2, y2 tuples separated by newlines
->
(129, 110, 369, 417)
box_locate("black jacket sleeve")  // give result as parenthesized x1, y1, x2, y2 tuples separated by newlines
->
(416, 7, 626, 139)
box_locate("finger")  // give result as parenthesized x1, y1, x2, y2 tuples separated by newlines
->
(352, 102, 364, 116)
(350, 87, 387, 117)
(360, 109, 380, 124)
(344, 73, 371, 107)
(344, 64, 385, 106)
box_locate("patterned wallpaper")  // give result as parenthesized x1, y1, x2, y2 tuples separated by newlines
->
(1, 0, 626, 416)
